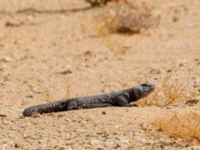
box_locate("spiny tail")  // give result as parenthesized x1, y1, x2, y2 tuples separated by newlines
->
(23, 101, 68, 117)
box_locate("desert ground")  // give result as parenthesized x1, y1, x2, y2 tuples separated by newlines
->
(0, 0, 200, 149)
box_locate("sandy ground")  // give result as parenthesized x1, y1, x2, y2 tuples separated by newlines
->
(0, 0, 200, 149)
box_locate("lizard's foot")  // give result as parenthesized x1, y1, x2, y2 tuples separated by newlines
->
(132, 103, 139, 107)
(124, 103, 139, 107)
(124, 104, 133, 107)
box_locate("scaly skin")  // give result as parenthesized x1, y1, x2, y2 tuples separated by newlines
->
(23, 83, 155, 117)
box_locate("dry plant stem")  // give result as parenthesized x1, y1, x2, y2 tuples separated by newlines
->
(136, 74, 200, 107)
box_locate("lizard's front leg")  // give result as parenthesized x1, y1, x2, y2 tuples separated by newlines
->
(124, 103, 139, 107)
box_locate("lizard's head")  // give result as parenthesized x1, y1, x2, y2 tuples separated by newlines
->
(134, 83, 155, 99)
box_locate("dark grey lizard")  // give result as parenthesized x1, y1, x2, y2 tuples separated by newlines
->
(23, 83, 155, 117)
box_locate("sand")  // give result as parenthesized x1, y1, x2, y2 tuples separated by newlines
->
(0, 0, 200, 149)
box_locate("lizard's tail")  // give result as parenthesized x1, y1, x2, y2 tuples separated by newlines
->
(23, 101, 68, 117)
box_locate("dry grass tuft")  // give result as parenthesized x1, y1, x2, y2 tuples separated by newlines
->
(43, 82, 72, 102)
(152, 112, 200, 142)
(64, 83, 72, 99)
(82, 4, 159, 56)
(136, 74, 200, 107)
(88, 5, 159, 56)
(43, 90, 54, 102)
(114, 9, 159, 34)
(100, 36, 128, 56)
(95, 5, 159, 36)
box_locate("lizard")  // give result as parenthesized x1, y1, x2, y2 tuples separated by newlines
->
(23, 83, 155, 117)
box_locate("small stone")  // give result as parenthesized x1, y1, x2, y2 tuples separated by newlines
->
(3, 75, 12, 81)
(65, 118, 72, 122)
(150, 69, 161, 74)
(30, 87, 41, 94)
(2, 120, 10, 125)
(0, 80, 5, 86)
(179, 63, 184, 67)
(0, 56, 13, 62)
(114, 143, 121, 149)
(83, 50, 93, 56)
(115, 125, 119, 129)
(14, 143, 20, 148)
(0, 113, 7, 117)
(191, 146, 200, 150)
(26, 95, 33, 98)
(19, 116, 25, 119)
(185, 99, 199, 106)
(89, 139, 99, 146)
(160, 144, 165, 149)
(102, 111, 106, 115)
(154, 77, 158, 80)
(56, 69, 72, 75)
(166, 69, 172, 73)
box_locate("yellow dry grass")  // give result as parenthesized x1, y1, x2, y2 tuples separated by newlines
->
(152, 111, 200, 142)
(93, 4, 159, 55)
(81, 4, 159, 56)
(64, 83, 72, 99)
(136, 74, 200, 107)
(91, 11, 129, 56)
(43, 90, 54, 102)
(43, 82, 72, 102)
(95, 6, 156, 36)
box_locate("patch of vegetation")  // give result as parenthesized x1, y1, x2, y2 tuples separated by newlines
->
(88, 4, 159, 56)
(95, 5, 159, 35)
(153, 112, 200, 142)
(136, 74, 200, 107)
(43, 90, 54, 102)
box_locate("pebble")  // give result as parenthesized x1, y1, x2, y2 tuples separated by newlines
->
(25, 95, 34, 98)
(14, 143, 21, 148)
(89, 139, 100, 146)
(56, 69, 72, 75)
(166, 69, 172, 73)
(0, 80, 5, 86)
(65, 118, 72, 122)
(0, 113, 7, 118)
(185, 99, 199, 106)
(0, 56, 14, 63)
(30, 87, 41, 94)
(102, 111, 106, 115)
(150, 69, 161, 74)
(179, 63, 184, 67)
(2, 120, 10, 125)
(191, 146, 200, 150)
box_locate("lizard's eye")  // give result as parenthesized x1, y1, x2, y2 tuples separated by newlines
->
(141, 83, 149, 87)
(141, 83, 155, 90)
